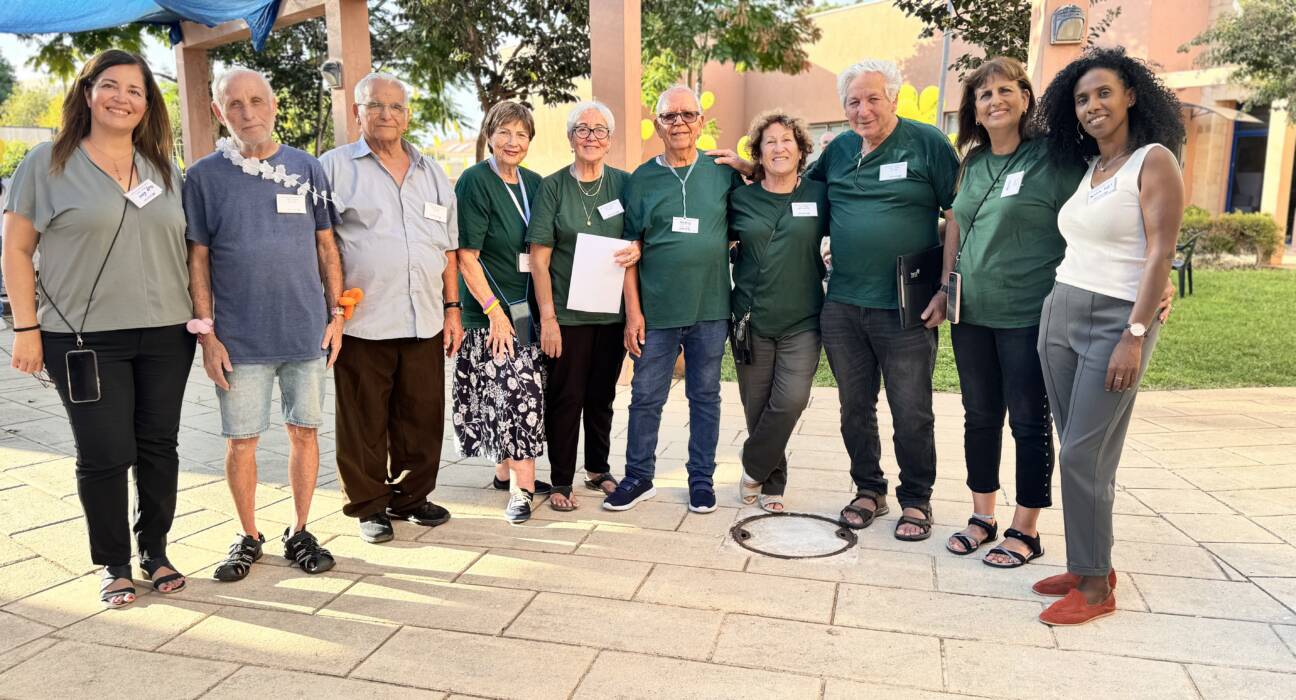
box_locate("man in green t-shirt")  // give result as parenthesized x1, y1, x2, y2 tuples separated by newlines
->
(604, 86, 743, 515)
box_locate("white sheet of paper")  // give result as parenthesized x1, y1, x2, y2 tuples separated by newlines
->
(567, 233, 629, 314)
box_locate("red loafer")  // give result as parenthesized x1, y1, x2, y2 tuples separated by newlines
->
(1039, 588, 1117, 626)
(1032, 569, 1118, 597)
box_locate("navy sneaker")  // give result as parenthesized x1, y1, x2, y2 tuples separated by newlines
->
(689, 484, 717, 514)
(602, 476, 657, 511)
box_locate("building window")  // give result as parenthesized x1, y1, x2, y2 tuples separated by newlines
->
(1051, 5, 1085, 44)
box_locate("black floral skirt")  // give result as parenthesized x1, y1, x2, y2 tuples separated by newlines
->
(452, 328, 546, 462)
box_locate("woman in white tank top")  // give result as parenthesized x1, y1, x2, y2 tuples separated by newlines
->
(1032, 48, 1185, 626)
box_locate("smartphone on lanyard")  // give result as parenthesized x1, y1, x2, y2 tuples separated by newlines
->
(65, 348, 102, 403)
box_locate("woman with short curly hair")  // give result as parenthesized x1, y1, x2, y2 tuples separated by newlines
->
(728, 111, 827, 512)
(1030, 47, 1185, 625)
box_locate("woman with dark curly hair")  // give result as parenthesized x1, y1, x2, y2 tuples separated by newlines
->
(728, 111, 828, 513)
(1031, 47, 1184, 626)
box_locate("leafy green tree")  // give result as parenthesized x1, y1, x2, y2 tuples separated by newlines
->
(892, 0, 1030, 74)
(0, 141, 33, 179)
(0, 82, 61, 128)
(1184, 0, 1296, 122)
(0, 56, 16, 107)
(20, 25, 168, 82)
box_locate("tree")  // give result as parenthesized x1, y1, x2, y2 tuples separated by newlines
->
(389, 0, 591, 161)
(892, 0, 1030, 75)
(1184, 0, 1296, 122)
(20, 25, 168, 82)
(640, 0, 823, 108)
(0, 55, 16, 107)
(0, 82, 62, 128)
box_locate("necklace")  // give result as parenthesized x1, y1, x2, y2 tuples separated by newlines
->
(1096, 148, 1130, 173)
(84, 139, 133, 184)
(572, 164, 605, 226)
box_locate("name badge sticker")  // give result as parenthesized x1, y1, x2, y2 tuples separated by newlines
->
(597, 199, 624, 220)
(672, 216, 700, 234)
(1088, 177, 1118, 203)
(879, 162, 908, 181)
(424, 202, 449, 222)
(1001, 171, 1025, 198)
(518, 253, 531, 273)
(277, 193, 308, 214)
(124, 179, 163, 208)
(791, 202, 818, 217)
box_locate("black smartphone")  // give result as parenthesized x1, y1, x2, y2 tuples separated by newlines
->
(508, 301, 534, 347)
(65, 349, 101, 404)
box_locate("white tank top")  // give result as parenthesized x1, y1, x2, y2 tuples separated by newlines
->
(1054, 143, 1169, 302)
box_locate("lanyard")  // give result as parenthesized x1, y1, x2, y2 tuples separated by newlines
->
(487, 156, 530, 225)
(656, 153, 699, 218)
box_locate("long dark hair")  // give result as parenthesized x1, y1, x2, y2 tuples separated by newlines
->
(1035, 46, 1185, 167)
(50, 50, 175, 191)
(955, 56, 1037, 159)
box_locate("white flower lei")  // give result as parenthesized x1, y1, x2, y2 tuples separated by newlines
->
(215, 137, 341, 207)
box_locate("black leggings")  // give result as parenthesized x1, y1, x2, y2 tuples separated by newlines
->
(42, 325, 195, 566)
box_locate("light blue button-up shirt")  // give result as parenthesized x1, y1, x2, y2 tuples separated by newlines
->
(320, 138, 458, 340)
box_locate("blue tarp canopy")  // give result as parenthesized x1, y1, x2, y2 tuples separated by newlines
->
(0, 1, 283, 51)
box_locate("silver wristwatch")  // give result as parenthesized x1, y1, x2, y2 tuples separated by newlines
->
(1125, 322, 1147, 338)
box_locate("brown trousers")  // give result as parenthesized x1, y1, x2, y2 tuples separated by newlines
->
(334, 334, 444, 518)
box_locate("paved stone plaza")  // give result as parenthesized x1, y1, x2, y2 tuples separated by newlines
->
(0, 335, 1294, 699)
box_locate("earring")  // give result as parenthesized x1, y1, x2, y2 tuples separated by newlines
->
(1074, 120, 1085, 143)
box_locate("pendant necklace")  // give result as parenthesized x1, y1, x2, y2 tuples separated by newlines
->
(572, 164, 605, 227)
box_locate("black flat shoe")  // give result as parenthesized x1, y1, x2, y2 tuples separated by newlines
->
(983, 528, 1045, 568)
(388, 501, 451, 527)
(140, 555, 187, 594)
(493, 476, 552, 495)
(100, 565, 136, 608)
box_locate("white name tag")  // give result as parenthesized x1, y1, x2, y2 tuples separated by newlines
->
(791, 202, 818, 217)
(518, 253, 531, 272)
(1088, 177, 1118, 203)
(879, 162, 908, 181)
(672, 216, 700, 234)
(277, 193, 307, 214)
(124, 179, 162, 208)
(424, 202, 449, 223)
(597, 199, 624, 220)
(1001, 171, 1025, 198)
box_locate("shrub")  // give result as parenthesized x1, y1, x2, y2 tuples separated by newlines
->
(1182, 206, 1282, 265)
(0, 140, 31, 179)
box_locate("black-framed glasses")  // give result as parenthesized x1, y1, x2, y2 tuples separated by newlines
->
(572, 125, 610, 141)
(363, 101, 408, 116)
(657, 110, 701, 125)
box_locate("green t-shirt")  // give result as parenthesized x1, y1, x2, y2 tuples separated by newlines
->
(454, 159, 543, 329)
(807, 118, 959, 309)
(526, 165, 629, 326)
(951, 139, 1085, 328)
(728, 179, 829, 338)
(624, 151, 744, 329)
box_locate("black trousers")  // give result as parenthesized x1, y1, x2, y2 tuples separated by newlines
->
(42, 324, 195, 566)
(543, 323, 625, 491)
(950, 322, 1054, 508)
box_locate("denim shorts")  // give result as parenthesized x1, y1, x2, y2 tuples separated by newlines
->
(216, 357, 327, 438)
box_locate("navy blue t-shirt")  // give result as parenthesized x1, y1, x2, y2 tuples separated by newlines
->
(183, 145, 338, 364)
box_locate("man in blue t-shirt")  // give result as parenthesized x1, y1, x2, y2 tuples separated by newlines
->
(184, 68, 342, 582)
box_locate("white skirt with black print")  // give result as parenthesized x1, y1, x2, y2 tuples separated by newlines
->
(452, 328, 547, 462)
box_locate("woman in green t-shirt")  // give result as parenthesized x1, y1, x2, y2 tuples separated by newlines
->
(452, 100, 547, 524)
(527, 101, 639, 511)
(728, 112, 828, 513)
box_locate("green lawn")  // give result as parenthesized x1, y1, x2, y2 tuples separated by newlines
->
(720, 269, 1296, 391)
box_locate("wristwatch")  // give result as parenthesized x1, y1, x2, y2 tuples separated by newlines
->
(1125, 322, 1147, 338)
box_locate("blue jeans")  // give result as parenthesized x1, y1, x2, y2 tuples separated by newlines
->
(216, 357, 327, 438)
(624, 320, 728, 488)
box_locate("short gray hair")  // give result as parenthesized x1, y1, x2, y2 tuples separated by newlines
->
(654, 85, 700, 114)
(566, 100, 616, 136)
(211, 67, 273, 105)
(354, 72, 411, 104)
(837, 59, 903, 105)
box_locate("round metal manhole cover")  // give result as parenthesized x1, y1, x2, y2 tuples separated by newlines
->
(729, 512, 858, 559)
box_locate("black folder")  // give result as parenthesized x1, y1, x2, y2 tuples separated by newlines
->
(896, 245, 943, 330)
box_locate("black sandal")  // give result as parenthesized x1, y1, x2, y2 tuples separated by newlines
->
(839, 491, 889, 530)
(946, 516, 998, 555)
(584, 472, 618, 494)
(100, 565, 137, 608)
(894, 503, 934, 542)
(549, 486, 578, 512)
(141, 556, 187, 594)
(983, 527, 1044, 568)
(494, 476, 552, 495)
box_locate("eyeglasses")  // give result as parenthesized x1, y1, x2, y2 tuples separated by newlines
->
(657, 111, 701, 125)
(363, 101, 408, 116)
(572, 125, 610, 141)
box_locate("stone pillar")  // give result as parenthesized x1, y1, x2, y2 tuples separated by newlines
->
(325, 0, 372, 148)
(175, 44, 214, 164)
(1261, 101, 1295, 264)
(590, 0, 642, 171)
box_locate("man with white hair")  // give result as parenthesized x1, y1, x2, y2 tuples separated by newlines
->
(318, 72, 462, 544)
(184, 67, 342, 580)
(604, 85, 743, 514)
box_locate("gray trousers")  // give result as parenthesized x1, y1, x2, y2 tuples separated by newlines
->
(735, 330, 821, 495)
(1038, 283, 1159, 576)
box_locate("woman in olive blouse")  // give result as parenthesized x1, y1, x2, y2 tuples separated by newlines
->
(2, 51, 195, 608)
(729, 111, 828, 512)
(527, 101, 640, 511)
